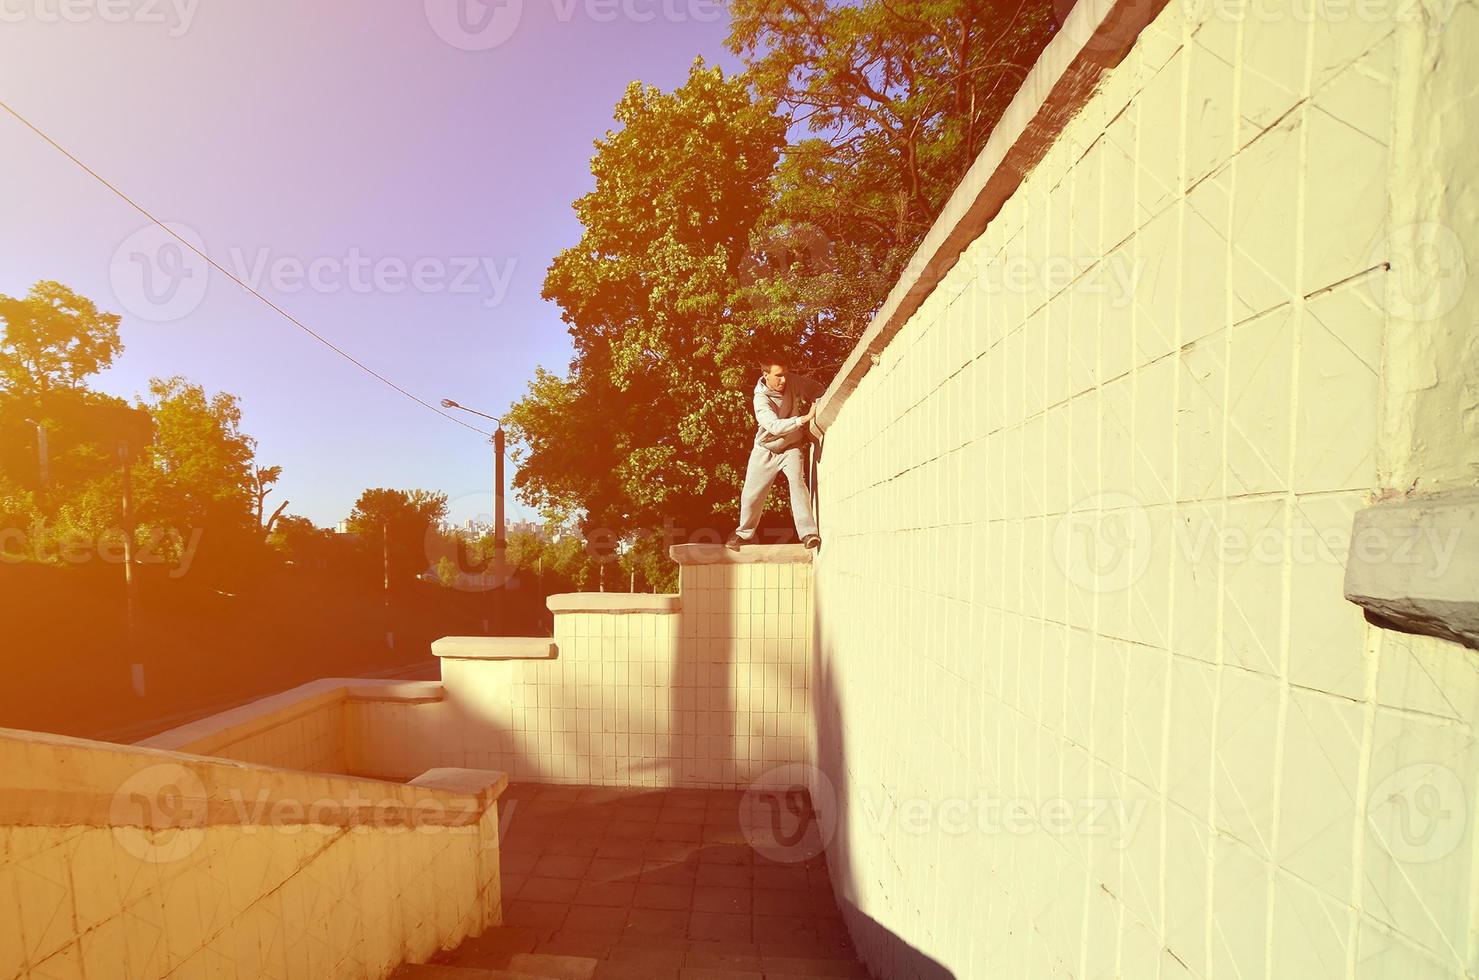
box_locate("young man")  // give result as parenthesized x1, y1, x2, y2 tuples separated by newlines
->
(726, 360, 825, 551)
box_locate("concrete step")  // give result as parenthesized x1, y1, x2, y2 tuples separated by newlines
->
(507, 953, 599, 980)
(397, 965, 545, 980)
(399, 952, 598, 980)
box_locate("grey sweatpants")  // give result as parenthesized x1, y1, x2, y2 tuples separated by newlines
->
(734, 443, 818, 541)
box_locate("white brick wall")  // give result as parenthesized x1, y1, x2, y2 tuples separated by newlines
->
(812, 2, 1479, 978)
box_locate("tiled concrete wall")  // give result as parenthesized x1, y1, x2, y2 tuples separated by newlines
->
(187, 700, 348, 773)
(812, 1, 1479, 978)
(0, 729, 504, 980)
(677, 560, 814, 787)
(404, 553, 815, 789)
(139, 681, 451, 779)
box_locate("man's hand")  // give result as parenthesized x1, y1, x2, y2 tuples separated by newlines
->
(804, 401, 818, 423)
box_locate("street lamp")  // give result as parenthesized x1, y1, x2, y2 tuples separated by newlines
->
(441, 399, 508, 586)
(22, 418, 48, 487)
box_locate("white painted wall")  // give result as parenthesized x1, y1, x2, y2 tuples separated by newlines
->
(811, 0, 1479, 977)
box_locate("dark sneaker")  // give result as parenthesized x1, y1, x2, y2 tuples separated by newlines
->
(802, 534, 821, 550)
(726, 533, 745, 551)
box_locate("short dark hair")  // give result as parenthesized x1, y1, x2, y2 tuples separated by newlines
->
(759, 358, 787, 372)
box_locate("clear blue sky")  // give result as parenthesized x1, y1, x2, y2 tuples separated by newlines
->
(0, 0, 741, 527)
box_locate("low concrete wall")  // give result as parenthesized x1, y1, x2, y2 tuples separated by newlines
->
(245, 545, 818, 789)
(422, 543, 815, 788)
(138, 678, 448, 780)
(0, 726, 506, 979)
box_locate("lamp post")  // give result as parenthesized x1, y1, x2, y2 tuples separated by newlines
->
(440, 398, 507, 591)
(119, 440, 142, 695)
(22, 418, 48, 487)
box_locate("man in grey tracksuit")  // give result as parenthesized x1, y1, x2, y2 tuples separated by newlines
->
(726, 361, 825, 550)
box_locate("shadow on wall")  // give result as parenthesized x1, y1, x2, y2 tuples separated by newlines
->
(811, 584, 958, 980)
(434, 684, 555, 786)
(671, 572, 735, 786)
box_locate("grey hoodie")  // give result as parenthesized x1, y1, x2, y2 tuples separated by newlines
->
(752, 373, 825, 452)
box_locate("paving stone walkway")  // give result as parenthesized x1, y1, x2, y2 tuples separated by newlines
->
(423, 782, 869, 979)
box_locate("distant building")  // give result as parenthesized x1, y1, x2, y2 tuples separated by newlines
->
(505, 520, 546, 540)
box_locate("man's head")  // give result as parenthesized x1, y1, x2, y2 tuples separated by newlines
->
(760, 360, 788, 393)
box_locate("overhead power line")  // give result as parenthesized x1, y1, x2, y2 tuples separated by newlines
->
(0, 96, 493, 438)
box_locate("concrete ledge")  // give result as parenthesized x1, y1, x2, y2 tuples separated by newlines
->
(408, 767, 509, 806)
(1344, 490, 1479, 650)
(669, 543, 814, 565)
(136, 678, 450, 754)
(431, 636, 559, 660)
(137, 678, 346, 752)
(0, 725, 499, 829)
(547, 592, 682, 614)
(343, 680, 446, 704)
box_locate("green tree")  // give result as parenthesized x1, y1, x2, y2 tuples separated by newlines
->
(135, 377, 257, 529)
(727, 0, 1057, 347)
(0, 388, 150, 500)
(0, 281, 124, 400)
(268, 514, 329, 559)
(267, 514, 363, 577)
(0, 284, 278, 582)
(42, 377, 266, 580)
(0, 282, 139, 506)
(346, 488, 450, 582)
(509, 61, 789, 556)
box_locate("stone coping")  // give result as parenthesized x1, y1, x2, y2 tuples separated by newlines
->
(811, 0, 1170, 435)
(1344, 489, 1479, 649)
(431, 636, 560, 660)
(669, 543, 814, 565)
(0, 725, 506, 829)
(408, 767, 510, 808)
(546, 592, 682, 614)
(137, 678, 447, 755)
